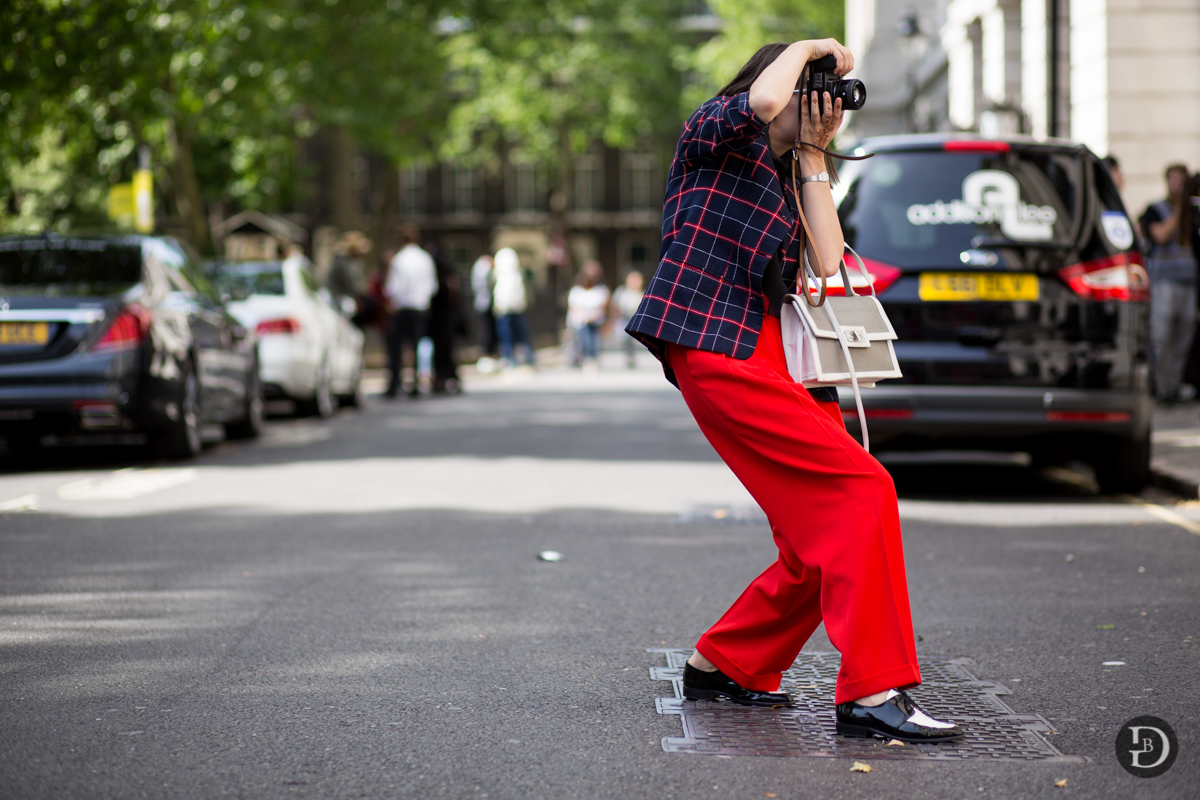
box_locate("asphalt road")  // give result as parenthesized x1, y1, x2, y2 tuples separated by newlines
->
(1, 356, 1197, 799)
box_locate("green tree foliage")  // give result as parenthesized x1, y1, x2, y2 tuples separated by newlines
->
(2, 0, 291, 245)
(2, 0, 844, 242)
(440, 0, 696, 220)
(2, 0, 450, 247)
(684, 0, 845, 114)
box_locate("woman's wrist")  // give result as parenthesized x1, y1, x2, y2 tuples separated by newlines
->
(799, 152, 827, 177)
(790, 41, 814, 62)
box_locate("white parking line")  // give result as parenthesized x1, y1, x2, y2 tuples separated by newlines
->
(0, 494, 38, 512)
(57, 468, 197, 501)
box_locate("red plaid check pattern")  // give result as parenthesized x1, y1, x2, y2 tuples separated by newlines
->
(626, 91, 801, 378)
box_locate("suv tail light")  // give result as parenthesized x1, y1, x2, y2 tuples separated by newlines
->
(943, 140, 1011, 153)
(821, 254, 902, 296)
(256, 317, 301, 335)
(91, 306, 151, 352)
(1059, 253, 1148, 302)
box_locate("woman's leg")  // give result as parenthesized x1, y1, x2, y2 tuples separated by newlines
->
(668, 331, 920, 706)
(584, 323, 600, 360)
(514, 314, 536, 365)
(495, 314, 515, 364)
(569, 323, 585, 366)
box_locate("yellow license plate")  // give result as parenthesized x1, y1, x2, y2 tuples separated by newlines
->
(919, 272, 1040, 302)
(0, 321, 50, 345)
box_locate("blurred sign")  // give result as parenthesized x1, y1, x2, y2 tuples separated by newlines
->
(133, 169, 154, 233)
(225, 234, 279, 261)
(106, 183, 134, 226)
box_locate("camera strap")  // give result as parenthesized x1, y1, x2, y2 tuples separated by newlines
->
(791, 151, 827, 308)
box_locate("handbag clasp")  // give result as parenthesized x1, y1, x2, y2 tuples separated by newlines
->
(840, 325, 870, 347)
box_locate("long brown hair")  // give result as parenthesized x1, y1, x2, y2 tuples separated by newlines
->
(715, 43, 842, 182)
(717, 43, 791, 97)
(1181, 172, 1200, 249)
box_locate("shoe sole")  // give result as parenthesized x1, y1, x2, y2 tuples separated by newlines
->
(836, 721, 964, 744)
(683, 687, 792, 708)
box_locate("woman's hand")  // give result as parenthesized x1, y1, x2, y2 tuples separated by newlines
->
(800, 91, 844, 153)
(802, 38, 854, 75)
(749, 39, 854, 124)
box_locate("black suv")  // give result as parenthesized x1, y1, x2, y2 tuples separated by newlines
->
(833, 134, 1151, 493)
(0, 234, 263, 458)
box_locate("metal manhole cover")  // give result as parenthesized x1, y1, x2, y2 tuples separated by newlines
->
(650, 649, 1084, 762)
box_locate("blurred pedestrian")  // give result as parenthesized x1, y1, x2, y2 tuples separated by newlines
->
(611, 270, 645, 369)
(470, 253, 498, 368)
(384, 227, 437, 398)
(1102, 154, 1124, 193)
(1177, 173, 1200, 393)
(1140, 164, 1195, 402)
(330, 231, 373, 329)
(427, 244, 465, 394)
(566, 260, 609, 369)
(491, 247, 535, 368)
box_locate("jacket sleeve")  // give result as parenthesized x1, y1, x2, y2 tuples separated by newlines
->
(677, 93, 768, 166)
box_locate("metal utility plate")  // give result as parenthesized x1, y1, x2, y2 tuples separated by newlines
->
(650, 649, 1085, 762)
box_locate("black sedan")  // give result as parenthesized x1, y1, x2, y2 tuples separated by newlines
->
(0, 234, 262, 458)
(832, 134, 1152, 493)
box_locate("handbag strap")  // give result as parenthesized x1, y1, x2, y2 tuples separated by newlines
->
(821, 298, 870, 453)
(788, 90, 874, 307)
(791, 156, 827, 307)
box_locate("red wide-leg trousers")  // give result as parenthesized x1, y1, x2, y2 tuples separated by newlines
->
(667, 315, 921, 705)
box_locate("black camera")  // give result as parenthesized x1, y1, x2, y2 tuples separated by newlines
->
(804, 54, 866, 115)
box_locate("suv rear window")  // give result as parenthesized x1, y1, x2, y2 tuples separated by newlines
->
(835, 149, 1085, 268)
(211, 261, 286, 298)
(0, 239, 142, 296)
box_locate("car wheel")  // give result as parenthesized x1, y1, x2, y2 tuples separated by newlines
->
(151, 361, 202, 460)
(338, 363, 364, 408)
(300, 358, 334, 418)
(1092, 430, 1151, 495)
(225, 357, 264, 440)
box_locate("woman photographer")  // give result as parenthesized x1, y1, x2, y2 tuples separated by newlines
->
(625, 39, 961, 743)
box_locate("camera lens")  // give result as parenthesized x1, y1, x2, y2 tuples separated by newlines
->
(844, 80, 866, 110)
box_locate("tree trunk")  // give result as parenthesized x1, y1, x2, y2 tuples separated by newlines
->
(372, 160, 398, 262)
(547, 130, 576, 305)
(328, 125, 362, 233)
(167, 121, 209, 252)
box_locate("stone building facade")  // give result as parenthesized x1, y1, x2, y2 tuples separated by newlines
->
(845, 0, 1200, 215)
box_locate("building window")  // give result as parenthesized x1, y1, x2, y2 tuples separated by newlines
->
(621, 152, 660, 211)
(400, 166, 426, 215)
(508, 163, 542, 212)
(447, 164, 482, 213)
(617, 232, 657, 278)
(574, 154, 600, 211)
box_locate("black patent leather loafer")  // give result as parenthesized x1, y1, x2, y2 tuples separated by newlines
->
(835, 690, 964, 743)
(682, 663, 793, 707)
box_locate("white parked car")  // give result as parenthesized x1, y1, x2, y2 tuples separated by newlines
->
(212, 257, 364, 416)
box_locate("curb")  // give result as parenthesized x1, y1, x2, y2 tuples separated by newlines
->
(1150, 465, 1200, 499)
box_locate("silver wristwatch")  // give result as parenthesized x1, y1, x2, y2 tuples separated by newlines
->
(800, 172, 830, 183)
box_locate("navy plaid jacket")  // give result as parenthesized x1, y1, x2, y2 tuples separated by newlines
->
(626, 91, 802, 382)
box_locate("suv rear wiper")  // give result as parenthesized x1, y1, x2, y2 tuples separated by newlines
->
(970, 236, 1074, 250)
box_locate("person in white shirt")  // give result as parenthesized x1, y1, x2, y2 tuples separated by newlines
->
(491, 247, 535, 367)
(611, 270, 645, 368)
(566, 260, 610, 368)
(469, 254, 497, 359)
(384, 228, 438, 397)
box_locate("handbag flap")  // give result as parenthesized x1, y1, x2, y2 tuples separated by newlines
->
(785, 294, 898, 341)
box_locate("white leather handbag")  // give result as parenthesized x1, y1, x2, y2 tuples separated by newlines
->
(780, 244, 902, 453)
